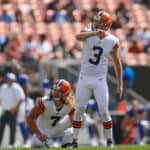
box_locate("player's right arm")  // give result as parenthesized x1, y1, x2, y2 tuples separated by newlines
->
(26, 98, 48, 142)
(110, 44, 123, 98)
(76, 30, 105, 41)
(65, 96, 75, 123)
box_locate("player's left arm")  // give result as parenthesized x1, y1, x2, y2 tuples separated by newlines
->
(110, 43, 123, 98)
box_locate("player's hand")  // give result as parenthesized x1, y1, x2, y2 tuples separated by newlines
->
(97, 29, 106, 36)
(37, 132, 48, 142)
(117, 84, 123, 99)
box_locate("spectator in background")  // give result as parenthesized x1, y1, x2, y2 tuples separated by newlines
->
(17, 74, 34, 147)
(111, 14, 122, 30)
(115, 97, 128, 144)
(46, 0, 57, 10)
(128, 40, 143, 53)
(126, 27, 138, 42)
(72, 9, 86, 23)
(15, 9, 23, 23)
(123, 64, 135, 89)
(12, 64, 24, 80)
(0, 33, 7, 53)
(26, 65, 41, 91)
(143, 106, 150, 144)
(116, 98, 128, 113)
(132, 0, 142, 3)
(36, 34, 52, 61)
(4, 33, 22, 62)
(138, 27, 150, 46)
(42, 72, 57, 96)
(52, 10, 69, 24)
(115, 1, 130, 25)
(0, 8, 13, 23)
(121, 110, 135, 144)
(0, 73, 25, 147)
(144, 38, 150, 53)
(21, 34, 38, 63)
(42, 78, 51, 96)
(121, 99, 147, 144)
(123, 64, 135, 100)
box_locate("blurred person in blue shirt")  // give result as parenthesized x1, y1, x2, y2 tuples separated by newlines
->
(123, 64, 135, 89)
(144, 38, 150, 53)
(123, 64, 135, 100)
(17, 74, 34, 147)
(42, 78, 51, 96)
(0, 9, 13, 23)
(41, 72, 57, 96)
(125, 99, 147, 144)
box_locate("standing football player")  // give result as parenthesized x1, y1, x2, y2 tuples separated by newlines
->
(71, 11, 123, 148)
(26, 79, 75, 148)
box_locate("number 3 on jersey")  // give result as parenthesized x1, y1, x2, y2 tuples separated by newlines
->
(89, 46, 103, 65)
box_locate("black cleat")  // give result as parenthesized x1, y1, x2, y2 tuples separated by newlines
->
(61, 143, 72, 148)
(107, 140, 114, 148)
(70, 141, 78, 148)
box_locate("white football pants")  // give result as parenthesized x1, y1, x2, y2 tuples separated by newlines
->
(74, 75, 111, 122)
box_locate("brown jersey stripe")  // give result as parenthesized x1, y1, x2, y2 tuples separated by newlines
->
(37, 99, 45, 112)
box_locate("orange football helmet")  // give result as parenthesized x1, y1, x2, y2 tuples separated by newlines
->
(92, 11, 112, 31)
(52, 79, 72, 101)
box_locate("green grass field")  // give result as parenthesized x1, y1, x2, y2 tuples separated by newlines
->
(0, 145, 150, 150)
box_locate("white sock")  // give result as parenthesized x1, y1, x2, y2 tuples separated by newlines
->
(104, 128, 113, 141)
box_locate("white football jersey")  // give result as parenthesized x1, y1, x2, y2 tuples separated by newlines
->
(36, 96, 74, 129)
(80, 28, 119, 78)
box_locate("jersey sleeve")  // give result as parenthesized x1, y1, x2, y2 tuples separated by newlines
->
(69, 108, 75, 122)
(113, 42, 119, 49)
(69, 108, 75, 117)
(112, 36, 119, 51)
(36, 98, 45, 112)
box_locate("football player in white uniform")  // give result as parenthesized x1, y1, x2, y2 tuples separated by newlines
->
(71, 11, 123, 148)
(26, 79, 75, 148)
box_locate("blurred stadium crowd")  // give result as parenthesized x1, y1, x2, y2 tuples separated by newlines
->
(0, 0, 150, 148)
(0, 0, 149, 65)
